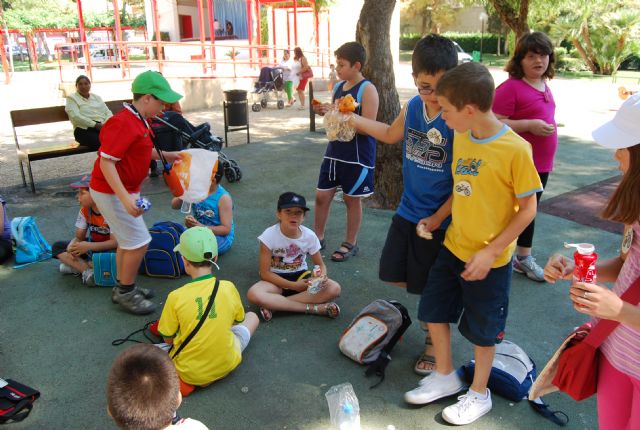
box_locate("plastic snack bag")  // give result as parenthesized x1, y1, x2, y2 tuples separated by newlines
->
(323, 95, 359, 142)
(164, 148, 218, 212)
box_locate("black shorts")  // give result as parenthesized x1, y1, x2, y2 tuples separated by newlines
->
(378, 214, 445, 295)
(275, 269, 311, 296)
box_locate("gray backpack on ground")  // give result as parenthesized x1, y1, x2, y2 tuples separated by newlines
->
(338, 299, 412, 388)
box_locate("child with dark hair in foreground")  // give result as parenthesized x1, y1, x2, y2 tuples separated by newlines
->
(107, 344, 208, 429)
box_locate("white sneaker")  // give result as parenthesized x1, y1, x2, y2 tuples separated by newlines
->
(404, 371, 465, 405)
(513, 255, 545, 282)
(442, 389, 492, 425)
(59, 263, 80, 275)
(81, 269, 95, 286)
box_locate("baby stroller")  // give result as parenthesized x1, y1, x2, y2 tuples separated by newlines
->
(152, 113, 242, 183)
(251, 66, 285, 112)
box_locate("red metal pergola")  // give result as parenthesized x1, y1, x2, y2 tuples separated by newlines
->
(1, 0, 328, 83)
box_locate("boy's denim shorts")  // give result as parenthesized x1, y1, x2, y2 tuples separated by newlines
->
(317, 158, 374, 197)
(418, 247, 512, 347)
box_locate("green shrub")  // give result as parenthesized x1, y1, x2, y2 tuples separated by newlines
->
(441, 32, 500, 53)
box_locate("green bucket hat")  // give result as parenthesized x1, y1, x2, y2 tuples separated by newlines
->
(174, 226, 218, 263)
(131, 70, 182, 103)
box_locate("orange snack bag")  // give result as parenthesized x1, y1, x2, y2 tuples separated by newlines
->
(338, 94, 357, 113)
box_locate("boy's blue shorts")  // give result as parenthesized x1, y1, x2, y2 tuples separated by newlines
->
(215, 234, 233, 255)
(418, 247, 512, 347)
(317, 158, 374, 197)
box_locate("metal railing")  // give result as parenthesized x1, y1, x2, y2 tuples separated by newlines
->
(55, 40, 332, 84)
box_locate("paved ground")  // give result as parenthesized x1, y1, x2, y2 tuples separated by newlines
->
(0, 63, 626, 429)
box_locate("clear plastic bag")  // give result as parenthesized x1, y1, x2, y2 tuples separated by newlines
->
(323, 106, 356, 142)
(325, 383, 361, 430)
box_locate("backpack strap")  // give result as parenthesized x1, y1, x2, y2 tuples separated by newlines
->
(364, 300, 412, 388)
(170, 278, 220, 360)
(355, 80, 371, 105)
(331, 80, 345, 102)
(528, 398, 569, 426)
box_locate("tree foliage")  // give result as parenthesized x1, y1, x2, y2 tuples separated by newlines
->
(401, 0, 456, 34)
(547, 0, 640, 75)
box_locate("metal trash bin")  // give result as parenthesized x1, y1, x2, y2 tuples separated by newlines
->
(223, 90, 250, 145)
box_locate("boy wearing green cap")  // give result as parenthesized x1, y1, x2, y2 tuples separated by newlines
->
(158, 227, 259, 397)
(90, 70, 184, 315)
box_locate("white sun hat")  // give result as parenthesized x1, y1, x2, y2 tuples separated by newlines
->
(592, 93, 640, 149)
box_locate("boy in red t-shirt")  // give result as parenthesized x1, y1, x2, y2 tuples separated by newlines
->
(90, 70, 183, 315)
(53, 175, 117, 285)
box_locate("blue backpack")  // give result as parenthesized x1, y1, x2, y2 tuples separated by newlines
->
(139, 221, 186, 278)
(458, 340, 569, 426)
(10, 217, 52, 266)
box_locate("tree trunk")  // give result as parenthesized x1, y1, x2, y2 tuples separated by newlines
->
(356, 0, 402, 209)
(572, 38, 597, 73)
(489, 0, 530, 39)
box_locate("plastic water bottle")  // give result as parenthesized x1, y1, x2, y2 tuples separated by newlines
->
(136, 197, 152, 212)
(308, 265, 323, 295)
(564, 242, 597, 283)
(325, 383, 361, 430)
(338, 402, 361, 430)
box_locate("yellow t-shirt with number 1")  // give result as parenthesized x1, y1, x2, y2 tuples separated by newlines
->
(444, 125, 543, 267)
(158, 274, 245, 386)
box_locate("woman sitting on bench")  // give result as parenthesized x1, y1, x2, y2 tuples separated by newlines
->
(65, 75, 113, 150)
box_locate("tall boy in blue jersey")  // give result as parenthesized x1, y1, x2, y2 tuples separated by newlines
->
(312, 42, 379, 262)
(351, 35, 458, 375)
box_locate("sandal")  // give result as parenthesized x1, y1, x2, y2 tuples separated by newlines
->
(259, 307, 273, 322)
(414, 352, 436, 376)
(331, 242, 358, 262)
(306, 302, 340, 319)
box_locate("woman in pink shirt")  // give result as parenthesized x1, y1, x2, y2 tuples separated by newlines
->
(493, 32, 557, 282)
(544, 94, 640, 430)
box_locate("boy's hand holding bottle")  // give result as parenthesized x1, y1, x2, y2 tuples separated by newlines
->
(184, 214, 201, 228)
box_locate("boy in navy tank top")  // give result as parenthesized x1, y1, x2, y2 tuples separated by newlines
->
(351, 35, 458, 376)
(312, 42, 379, 263)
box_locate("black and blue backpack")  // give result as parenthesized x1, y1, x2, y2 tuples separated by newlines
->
(10, 216, 52, 267)
(139, 221, 186, 278)
(458, 340, 569, 426)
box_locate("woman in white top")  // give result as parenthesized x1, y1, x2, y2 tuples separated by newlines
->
(65, 75, 112, 150)
(277, 50, 295, 106)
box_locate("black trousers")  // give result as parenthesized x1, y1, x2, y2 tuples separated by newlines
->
(517, 171, 549, 249)
(74, 127, 101, 150)
(0, 238, 12, 264)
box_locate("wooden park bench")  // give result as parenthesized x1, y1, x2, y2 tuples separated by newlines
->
(10, 99, 129, 193)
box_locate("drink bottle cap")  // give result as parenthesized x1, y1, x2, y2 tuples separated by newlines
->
(564, 242, 595, 255)
(342, 403, 353, 414)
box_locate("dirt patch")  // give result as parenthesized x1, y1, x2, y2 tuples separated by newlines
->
(539, 176, 623, 234)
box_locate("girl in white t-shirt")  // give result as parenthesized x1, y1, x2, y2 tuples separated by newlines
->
(278, 50, 295, 106)
(247, 192, 341, 321)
